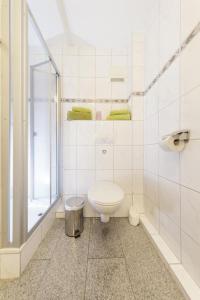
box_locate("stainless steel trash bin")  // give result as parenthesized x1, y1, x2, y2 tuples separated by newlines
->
(65, 197, 85, 237)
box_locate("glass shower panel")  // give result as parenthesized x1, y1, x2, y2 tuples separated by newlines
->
(28, 63, 52, 230)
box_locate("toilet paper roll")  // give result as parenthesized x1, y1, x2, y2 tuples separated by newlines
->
(159, 136, 185, 152)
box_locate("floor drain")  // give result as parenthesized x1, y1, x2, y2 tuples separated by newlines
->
(38, 213, 43, 217)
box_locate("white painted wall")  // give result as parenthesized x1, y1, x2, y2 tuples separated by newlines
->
(144, 0, 200, 288)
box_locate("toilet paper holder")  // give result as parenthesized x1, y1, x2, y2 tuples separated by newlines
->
(160, 129, 190, 152)
(171, 129, 190, 143)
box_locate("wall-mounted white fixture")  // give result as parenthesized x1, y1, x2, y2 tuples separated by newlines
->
(95, 137, 114, 145)
(110, 66, 126, 82)
(159, 130, 190, 152)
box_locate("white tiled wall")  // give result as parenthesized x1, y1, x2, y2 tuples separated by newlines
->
(62, 117, 144, 218)
(61, 46, 131, 103)
(56, 36, 145, 218)
(144, 0, 200, 288)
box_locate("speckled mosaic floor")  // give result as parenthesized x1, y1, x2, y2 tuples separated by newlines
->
(0, 218, 185, 300)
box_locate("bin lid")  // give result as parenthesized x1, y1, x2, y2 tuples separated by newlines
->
(65, 197, 85, 211)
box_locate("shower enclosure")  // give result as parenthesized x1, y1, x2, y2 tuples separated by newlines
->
(0, 1, 61, 248)
(28, 10, 60, 232)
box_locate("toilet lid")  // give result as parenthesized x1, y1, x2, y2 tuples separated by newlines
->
(88, 181, 124, 206)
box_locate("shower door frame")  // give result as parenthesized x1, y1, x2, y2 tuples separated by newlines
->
(28, 61, 60, 225)
(0, 1, 61, 248)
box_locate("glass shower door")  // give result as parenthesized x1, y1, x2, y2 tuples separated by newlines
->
(28, 62, 58, 231)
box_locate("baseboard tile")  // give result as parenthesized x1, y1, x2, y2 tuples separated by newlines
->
(140, 214, 200, 300)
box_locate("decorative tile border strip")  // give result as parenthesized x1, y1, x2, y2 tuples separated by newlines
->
(61, 98, 129, 103)
(144, 21, 200, 95)
(61, 92, 144, 103)
(61, 22, 200, 103)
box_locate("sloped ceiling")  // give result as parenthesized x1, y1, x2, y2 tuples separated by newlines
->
(28, 0, 157, 47)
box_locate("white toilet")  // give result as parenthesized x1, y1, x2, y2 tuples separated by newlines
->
(88, 181, 124, 223)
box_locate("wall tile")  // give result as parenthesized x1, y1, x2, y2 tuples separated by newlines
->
(181, 186, 200, 244)
(95, 78, 111, 98)
(181, 35, 200, 95)
(132, 66, 144, 90)
(111, 55, 127, 66)
(114, 170, 133, 194)
(111, 48, 128, 56)
(160, 212, 181, 260)
(132, 121, 144, 145)
(63, 46, 79, 56)
(158, 60, 180, 110)
(181, 140, 200, 192)
(144, 196, 159, 231)
(159, 100, 179, 138)
(182, 231, 200, 287)
(96, 170, 113, 181)
(114, 146, 132, 170)
(133, 170, 143, 194)
(181, 85, 200, 139)
(132, 42, 144, 67)
(79, 46, 95, 56)
(159, 0, 180, 67)
(77, 170, 95, 194)
(62, 77, 79, 98)
(132, 146, 144, 170)
(62, 122, 77, 146)
(95, 145, 113, 170)
(63, 56, 79, 77)
(79, 78, 95, 98)
(144, 172, 158, 205)
(77, 146, 95, 170)
(159, 148, 180, 183)
(80, 56, 95, 77)
(181, 0, 200, 42)
(96, 56, 111, 77)
(144, 144, 158, 174)
(159, 177, 180, 226)
(95, 121, 113, 143)
(144, 114, 158, 144)
(95, 48, 111, 56)
(63, 170, 76, 195)
(114, 121, 132, 145)
(63, 146, 76, 169)
(111, 81, 128, 99)
(131, 97, 143, 120)
(77, 121, 95, 145)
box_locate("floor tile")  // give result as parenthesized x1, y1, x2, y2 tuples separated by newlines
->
(35, 219, 91, 300)
(33, 219, 64, 260)
(85, 258, 133, 300)
(88, 218, 124, 258)
(35, 256, 87, 300)
(0, 218, 185, 300)
(116, 218, 185, 300)
(0, 260, 49, 300)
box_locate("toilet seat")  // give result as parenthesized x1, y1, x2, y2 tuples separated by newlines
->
(88, 181, 124, 206)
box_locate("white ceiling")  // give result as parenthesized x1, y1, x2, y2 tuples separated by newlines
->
(28, 0, 157, 47)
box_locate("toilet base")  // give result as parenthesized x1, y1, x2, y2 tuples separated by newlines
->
(100, 214, 110, 223)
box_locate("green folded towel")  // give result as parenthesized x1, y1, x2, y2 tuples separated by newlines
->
(110, 109, 130, 115)
(106, 114, 131, 120)
(72, 106, 91, 113)
(67, 111, 92, 120)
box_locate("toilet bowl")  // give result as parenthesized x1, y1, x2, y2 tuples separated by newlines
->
(88, 181, 124, 223)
